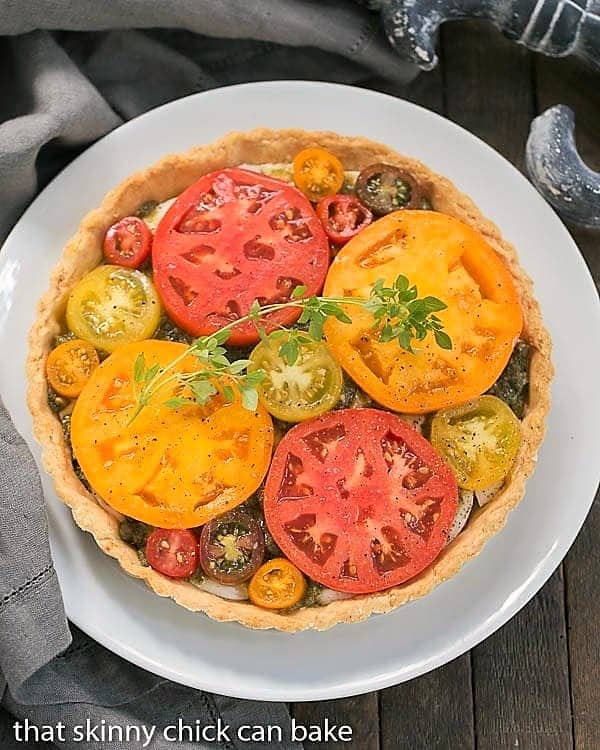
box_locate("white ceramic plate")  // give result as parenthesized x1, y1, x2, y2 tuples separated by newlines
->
(1, 82, 598, 702)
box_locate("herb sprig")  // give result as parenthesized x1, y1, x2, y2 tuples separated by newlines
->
(130, 275, 451, 421)
(366, 276, 452, 353)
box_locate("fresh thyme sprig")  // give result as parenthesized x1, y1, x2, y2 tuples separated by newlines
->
(130, 274, 451, 421)
(130, 329, 265, 422)
(366, 276, 452, 353)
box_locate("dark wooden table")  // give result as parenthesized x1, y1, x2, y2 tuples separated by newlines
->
(294, 20, 600, 750)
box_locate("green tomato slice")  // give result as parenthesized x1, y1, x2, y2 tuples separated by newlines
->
(430, 395, 521, 490)
(249, 335, 343, 422)
(66, 265, 161, 352)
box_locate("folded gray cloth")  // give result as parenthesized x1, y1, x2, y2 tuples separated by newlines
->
(0, 0, 414, 242)
(0, 1, 415, 747)
(0, 400, 300, 750)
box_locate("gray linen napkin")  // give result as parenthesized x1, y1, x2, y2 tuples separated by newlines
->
(0, 399, 300, 750)
(0, 2, 415, 747)
(0, 0, 414, 242)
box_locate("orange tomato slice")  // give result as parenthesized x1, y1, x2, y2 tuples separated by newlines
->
(71, 340, 273, 528)
(248, 558, 306, 609)
(323, 210, 523, 413)
(46, 339, 100, 398)
(293, 147, 344, 202)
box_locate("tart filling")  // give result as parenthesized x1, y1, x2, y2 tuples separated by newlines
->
(28, 129, 552, 631)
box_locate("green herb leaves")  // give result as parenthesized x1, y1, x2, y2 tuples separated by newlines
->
(130, 274, 452, 421)
(296, 296, 352, 341)
(366, 275, 451, 354)
(133, 353, 160, 387)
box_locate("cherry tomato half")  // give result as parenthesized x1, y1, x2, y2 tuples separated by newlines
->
(355, 163, 424, 215)
(248, 334, 343, 422)
(145, 528, 199, 578)
(430, 395, 522, 490)
(199, 510, 265, 585)
(103, 216, 153, 268)
(316, 195, 373, 245)
(46, 339, 99, 398)
(263, 408, 458, 594)
(293, 147, 344, 202)
(66, 265, 161, 352)
(248, 558, 306, 609)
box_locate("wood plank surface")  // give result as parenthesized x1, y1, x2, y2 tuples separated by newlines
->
(292, 694, 379, 750)
(563, 496, 600, 750)
(442, 20, 534, 169)
(535, 53, 600, 750)
(471, 570, 573, 750)
(380, 657, 474, 750)
(442, 20, 574, 750)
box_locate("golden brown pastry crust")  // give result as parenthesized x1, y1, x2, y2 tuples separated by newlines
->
(27, 128, 552, 631)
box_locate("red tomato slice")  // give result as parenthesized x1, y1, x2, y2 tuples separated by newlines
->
(152, 168, 330, 346)
(145, 528, 199, 578)
(263, 409, 458, 594)
(103, 216, 153, 268)
(316, 195, 373, 244)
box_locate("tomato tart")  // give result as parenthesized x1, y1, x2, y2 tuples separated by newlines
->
(27, 129, 552, 631)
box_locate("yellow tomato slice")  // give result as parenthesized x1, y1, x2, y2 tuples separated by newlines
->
(46, 339, 99, 398)
(293, 147, 344, 202)
(248, 335, 343, 422)
(66, 265, 161, 353)
(71, 340, 273, 528)
(323, 210, 523, 413)
(248, 558, 306, 609)
(430, 395, 522, 490)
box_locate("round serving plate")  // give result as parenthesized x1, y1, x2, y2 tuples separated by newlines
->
(1, 81, 598, 701)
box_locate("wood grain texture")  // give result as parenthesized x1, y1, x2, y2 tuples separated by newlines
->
(471, 569, 573, 750)
(360, 61, 445, 115)
(535, 53, 600, 750)
(380, 656, 474, 750)
(442, 19, 534, 170)
(564, 495, 600, 750)
(292, 694, 379, 750)
(442, 20, 575, 750)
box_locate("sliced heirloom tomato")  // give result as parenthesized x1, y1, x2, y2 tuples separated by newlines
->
(263, 409, 458, 594)
(355, 163, 425, 215)
(152, 168, 329, 346)
(292, 147, 344, 202)
(46, 339, 99, 398)
(66, 265, 161, 353)
(199, 510, 265, 584)
(323, 211, 523, 413)
(71, 340, 273, 527)
(146, 528, 199, 578)
(103, 216, 153, 268)
(248, 334, 343, 422)
(316, 195, 373, 245)
(431, 395, 521, 491)
(248, 558, 306, 609)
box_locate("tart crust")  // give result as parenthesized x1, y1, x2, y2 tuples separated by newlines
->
(27, 128, 553, 631)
